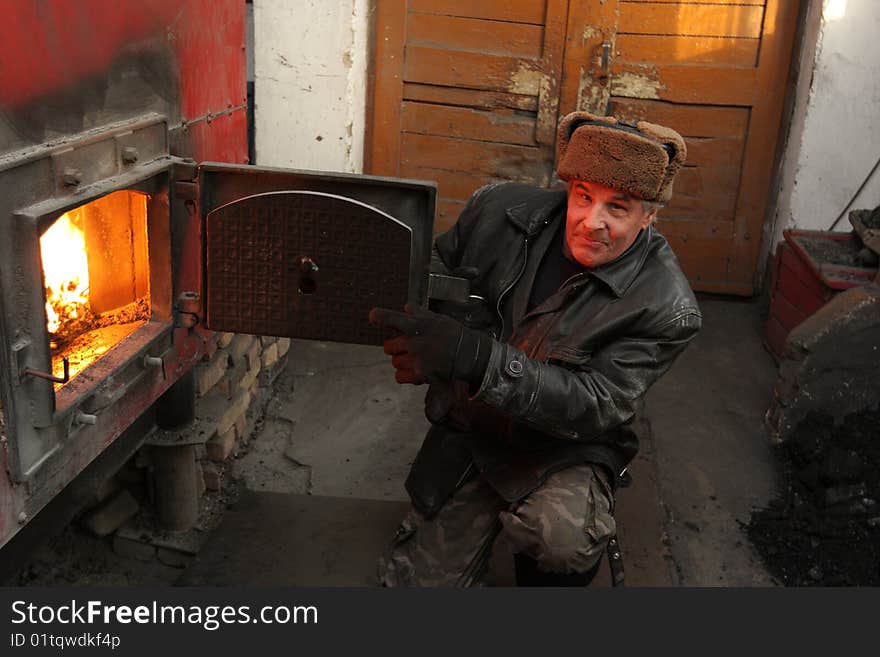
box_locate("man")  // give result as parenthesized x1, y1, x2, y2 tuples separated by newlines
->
(369, 111, 701, 587)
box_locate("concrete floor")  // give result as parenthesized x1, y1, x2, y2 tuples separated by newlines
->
(184, 294, 781, 587)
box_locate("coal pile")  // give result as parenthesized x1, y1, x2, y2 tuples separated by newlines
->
(748, 409, 880, 586)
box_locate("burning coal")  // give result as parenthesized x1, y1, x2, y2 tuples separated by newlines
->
(39, 191, 152, 385)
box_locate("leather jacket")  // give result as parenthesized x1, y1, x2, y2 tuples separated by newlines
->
(406, 182, 702, 517)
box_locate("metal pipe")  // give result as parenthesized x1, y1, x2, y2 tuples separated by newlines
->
(150, 444, 199, 531)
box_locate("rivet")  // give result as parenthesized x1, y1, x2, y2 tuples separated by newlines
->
(122, 146, 139, 164)
(62, 168, 82, 186)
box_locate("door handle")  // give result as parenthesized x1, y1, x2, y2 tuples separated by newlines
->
(598, 42, 612, 85)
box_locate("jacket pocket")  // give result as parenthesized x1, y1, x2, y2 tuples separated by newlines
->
(584, 471, 617, 545)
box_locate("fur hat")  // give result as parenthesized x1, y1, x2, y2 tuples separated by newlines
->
(555, 111, 687, 203)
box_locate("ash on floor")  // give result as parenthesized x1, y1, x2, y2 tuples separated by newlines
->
(748, 409, 880, 586)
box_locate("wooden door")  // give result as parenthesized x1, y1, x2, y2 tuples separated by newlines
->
(560, 0, 800, 295)
(367, 0, 800, 295)
(366, 0, 570, 234)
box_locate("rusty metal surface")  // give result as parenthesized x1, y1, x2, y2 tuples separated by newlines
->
(206, 191, 411, 345)
(198, 162, 436, 305)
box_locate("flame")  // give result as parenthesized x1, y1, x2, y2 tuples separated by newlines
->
(41, 208, 90, 334)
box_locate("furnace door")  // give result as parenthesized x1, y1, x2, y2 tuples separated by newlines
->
(197, 163, 436, 346)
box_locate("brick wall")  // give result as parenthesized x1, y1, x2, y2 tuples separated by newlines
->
(194, 333, 291, 487)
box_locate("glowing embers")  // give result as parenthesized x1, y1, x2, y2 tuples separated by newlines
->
(40, 190, 152, 387)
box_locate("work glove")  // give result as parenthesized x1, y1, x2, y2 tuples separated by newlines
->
(368, 304, 492, 387)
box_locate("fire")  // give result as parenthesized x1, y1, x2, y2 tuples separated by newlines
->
(41, 208, 90, 334)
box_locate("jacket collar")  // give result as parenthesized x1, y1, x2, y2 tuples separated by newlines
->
(587, 226, 654, 297)
(504, 190, 567, 238)
(504, 190, 653, 297)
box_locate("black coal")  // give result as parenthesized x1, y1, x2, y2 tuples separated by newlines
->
(748, 409, 880, 586)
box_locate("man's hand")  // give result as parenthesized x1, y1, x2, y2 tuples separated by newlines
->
(368, 304, 491, 386)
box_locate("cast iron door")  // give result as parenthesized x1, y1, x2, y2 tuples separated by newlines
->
(200, 163, 436, 345)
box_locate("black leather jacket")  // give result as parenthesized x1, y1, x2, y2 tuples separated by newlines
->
(406, 182, 702, 517)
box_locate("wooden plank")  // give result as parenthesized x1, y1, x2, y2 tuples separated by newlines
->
(729, 0, 803, 290)
(619, 3, 764, 39)
(404, 83, 538, 112)
(667, 186, 738, 222)
(655, 217, 734, 242)
(692, 279, 755, 295)
(533, 0, 569, 144)
(400, 132, 551, 183)
(624, 0, 764, 4)
(408, 0, 547, 26)
(674, 165, 742, 198)
(683, 137, 745, 169)
(407, 13, 542, 58)
(401, 102, 536, 146)
(610, 63, 756, 105)
(405, 45, 543, 94)
(616, 34, 759, 67)
(665, 235, 731, 283)
(435, 198, 468, 234)
(610, 98, 748, 139)
(558, 0, 618, 116)
(365, 0, 406, 175)
(399, 165, 497, 201)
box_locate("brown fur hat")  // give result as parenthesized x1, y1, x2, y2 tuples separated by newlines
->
(555, 111, 687, 203)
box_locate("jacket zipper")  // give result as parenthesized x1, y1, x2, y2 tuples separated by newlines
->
(495, 237, 528, 339)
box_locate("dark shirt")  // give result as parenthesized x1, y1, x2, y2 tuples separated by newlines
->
(527, 219, 586, 313)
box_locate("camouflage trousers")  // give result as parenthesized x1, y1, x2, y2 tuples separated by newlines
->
(378, 463, 616, 587)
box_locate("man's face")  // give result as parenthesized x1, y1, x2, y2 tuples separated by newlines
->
(564, 180, 656, 268)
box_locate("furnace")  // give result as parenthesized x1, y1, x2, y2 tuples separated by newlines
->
(0, 113, 434, 548)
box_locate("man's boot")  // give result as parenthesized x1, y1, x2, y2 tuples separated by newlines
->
(513, 553, 600, 587)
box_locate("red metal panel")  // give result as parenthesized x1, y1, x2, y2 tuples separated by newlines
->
(183, 110, 250, 164)
(175, 1, 248, 125)
(764, 314, 788, 361)
(0, 0, 246, 163)
(769, 286, 809, 333)
(0, 0, 175, 107)
(778, 245, 832, 316)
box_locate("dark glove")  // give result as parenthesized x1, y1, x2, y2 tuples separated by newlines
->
(368, 304, 492, 387)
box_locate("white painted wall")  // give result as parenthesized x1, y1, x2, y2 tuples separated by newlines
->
(771, 0, 880, 248)
(253, 0, 369, 173)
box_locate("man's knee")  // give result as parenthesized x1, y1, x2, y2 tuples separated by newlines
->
(500, 465, 616, 575)
(501, 510, 608, 573)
